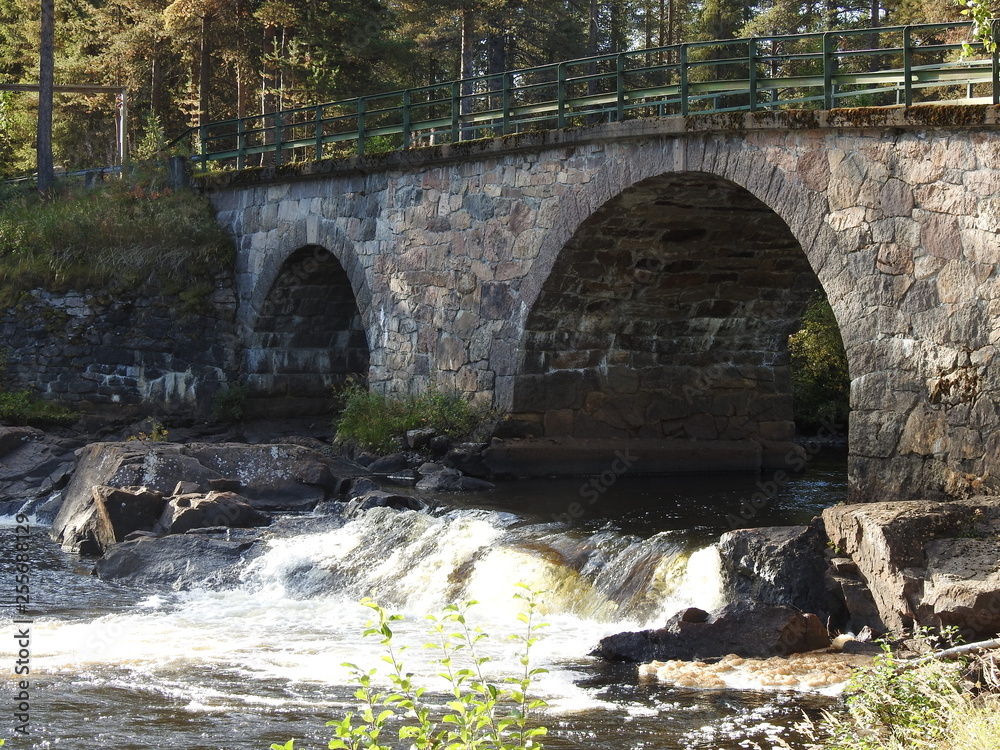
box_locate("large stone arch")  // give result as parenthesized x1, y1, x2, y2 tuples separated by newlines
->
(510, 168, 834, 468)
(243, 243, 372, 415)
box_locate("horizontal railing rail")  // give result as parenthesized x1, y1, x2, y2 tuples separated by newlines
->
(170, 19, 1000, 170)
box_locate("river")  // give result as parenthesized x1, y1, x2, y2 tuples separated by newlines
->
(1, 451, 848, 749)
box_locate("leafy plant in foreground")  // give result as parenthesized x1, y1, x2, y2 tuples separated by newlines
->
(271, 585, 549, 750)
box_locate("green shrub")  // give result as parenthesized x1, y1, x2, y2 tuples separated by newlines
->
(211, 382, 250, 423)
(0, 389, 77, 426)
(271, 585, 549, 750)
(788, 291, 850, 433)
(334, 384, 487, 453)
(812, 635, 1000, 750)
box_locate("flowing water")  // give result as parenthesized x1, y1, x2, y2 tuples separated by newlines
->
(1, 451, 848, 749)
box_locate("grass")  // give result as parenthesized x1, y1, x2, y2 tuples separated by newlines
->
(0, 177, 234, 306)
(0, 389, 78, 426)
(807, 642, 1000, 750)
(334, 383, 489, 454)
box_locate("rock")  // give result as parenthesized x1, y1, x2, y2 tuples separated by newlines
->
(593, 602, 831, 662)
(443, 443, 491, 477)
(51, 484, 165, 556)
(344, 490, 429, 517)
(94, 533, 260, 588)
(172, 480, 203, 495)
(95, 485, 166, 538)
(719, 521, 846, 627)
(823, 497, 1000, 637)
(405, 428, 435, 451)
(415, 467, 496, 492)
(347, 477, 380, 499)
(208, 478, 242, 492)
(157, 491, 271, 535)
(918, 538, 1000, 639)
(418, 462, 446, 476)
(428, 435, 451, 457)
(0, 427, 84, 511)
(51, 442, 363, 544)
(368, 452, 411, 474)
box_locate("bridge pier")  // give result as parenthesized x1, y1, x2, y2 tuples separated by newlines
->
(205, 107, 1000, 502)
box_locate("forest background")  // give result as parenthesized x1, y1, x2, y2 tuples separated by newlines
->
(0, 0, 975, 178)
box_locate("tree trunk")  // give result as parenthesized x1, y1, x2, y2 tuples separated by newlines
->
(198, 14, 212, 127)
(151, 54, 164, 121)
(37, 0, 55, 194)
(460, 7, 475, 131)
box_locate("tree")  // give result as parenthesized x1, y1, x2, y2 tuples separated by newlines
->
(37, 0, 54, 193)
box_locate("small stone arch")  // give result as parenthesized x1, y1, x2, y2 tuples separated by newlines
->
(243, 244, 371, 415)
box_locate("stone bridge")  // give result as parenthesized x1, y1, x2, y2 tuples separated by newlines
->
(202, 106, 1000, 502)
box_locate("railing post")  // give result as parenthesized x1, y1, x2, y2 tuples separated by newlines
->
(198, 123, 208, 169)
(451, 81, 461, 142)
(680, 44, 689, 116)
(502, 73, 512, 134)
(357, 98, 367, 156)
(616, 53, 626, 122)
(314, 105, 324, 160)
(823, 32, 835, 109)
(273, 111, 283, 166)
(237, 117, 245, 170)
(402, 90, 411, 150)
(748, 38, 758, 112)
(903, 26, 913, 107)
(557, 62, 567, 128)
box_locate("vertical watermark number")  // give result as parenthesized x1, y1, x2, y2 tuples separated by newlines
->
(11, 511, 32, 738)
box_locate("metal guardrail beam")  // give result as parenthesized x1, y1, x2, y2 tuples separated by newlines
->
(171, 20, 1000, 170)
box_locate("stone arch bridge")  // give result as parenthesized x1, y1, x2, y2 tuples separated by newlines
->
(202, 106, 1000, 502)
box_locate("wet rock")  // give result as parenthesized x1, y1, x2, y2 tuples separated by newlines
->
(51, 484, 165, 556)
(719, 521, 846, 627)
(347, 477, 380, 499)
(157, 491, 271, 535)
(368, 452, 411, 474)
(344, 490, 429, 517)
(444, 443, 490, 478)
(593, 602, 831, 662)
(415, 467, 496, 492)
(94, 532, 260, 588)
(0, 427, 84, 512)
(417, 462, 446, 476)
(52, 442, 363, 535)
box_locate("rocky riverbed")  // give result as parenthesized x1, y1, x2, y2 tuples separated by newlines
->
(4, 417, 1000, 670)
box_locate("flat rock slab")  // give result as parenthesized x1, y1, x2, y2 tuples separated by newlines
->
(823, 497, 1000, 637)
(94, 532, 261, 589)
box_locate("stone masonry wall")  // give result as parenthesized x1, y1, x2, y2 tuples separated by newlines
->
(204, 107, 1000, 501)
(0, 281, 239, 416)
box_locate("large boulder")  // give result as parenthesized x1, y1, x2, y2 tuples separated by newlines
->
(157, 491, 271, 534)
(51, 484, 165, 555)
(94, 532, 260, 588)
(0, 426, 81, 513)
(719, 522, 846, 628)
(593, 602, 831, 662)
(823, 497, 1000, 638)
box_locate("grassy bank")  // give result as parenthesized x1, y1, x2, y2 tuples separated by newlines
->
(0, 178, 233, 306)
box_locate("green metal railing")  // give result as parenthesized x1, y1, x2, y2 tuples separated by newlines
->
(175, 20, 1000, 169)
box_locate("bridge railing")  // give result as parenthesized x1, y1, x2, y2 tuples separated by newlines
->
(174, 20, 999, 169)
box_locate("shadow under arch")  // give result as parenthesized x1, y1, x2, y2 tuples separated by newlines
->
(244, 244, 371, 416)
(511, 170, 844, 470)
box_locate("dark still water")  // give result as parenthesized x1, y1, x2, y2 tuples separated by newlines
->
(1, 451, 847, 750)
